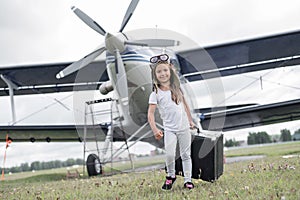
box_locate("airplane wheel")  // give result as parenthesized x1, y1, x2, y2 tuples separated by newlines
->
(86, 154, 102, 177)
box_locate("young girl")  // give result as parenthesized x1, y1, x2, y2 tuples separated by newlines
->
(147, 54, 195, 190)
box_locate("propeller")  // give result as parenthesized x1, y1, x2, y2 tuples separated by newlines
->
(119, 0, 140, 32)
(71, 6, 106, 36)
(115, 50, 128, 99)
(125, 39, 181, 47)
(56, 46, 106, 79)
(56, 0, 140, 79)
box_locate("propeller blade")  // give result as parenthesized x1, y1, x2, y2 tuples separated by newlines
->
(119, 0, 140, 32)
(125, 39, 181, 47)
(56, 46, 106, 79)
(71, 6, 106, 36)
(115, 50, 128, 98)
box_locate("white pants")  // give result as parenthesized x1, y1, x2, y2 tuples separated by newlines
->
(164, 129, 192, 183)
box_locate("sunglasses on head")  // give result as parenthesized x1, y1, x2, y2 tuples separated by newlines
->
(150, 54, 169, 63)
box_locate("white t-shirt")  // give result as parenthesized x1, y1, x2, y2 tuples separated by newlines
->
(148, 88, 189, 132)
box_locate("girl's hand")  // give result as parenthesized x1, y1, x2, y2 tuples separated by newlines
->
(189, 121, 196, 129)
(154, 130, 164, 140)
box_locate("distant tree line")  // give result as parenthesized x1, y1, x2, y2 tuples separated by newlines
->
(225, 128, 300, 147)
(247, 131, 272, 145)
(224, 139, 240, 147)
(2, 158, 84, 174)
(279, 129, 292, 142)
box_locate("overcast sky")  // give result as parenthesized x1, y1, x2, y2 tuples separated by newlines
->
(1, 0, 300, 167)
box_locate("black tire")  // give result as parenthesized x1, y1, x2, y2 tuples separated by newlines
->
(86, 154, 102, 177)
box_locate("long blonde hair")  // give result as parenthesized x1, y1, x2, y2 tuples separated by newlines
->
(151, 61, 183, 104)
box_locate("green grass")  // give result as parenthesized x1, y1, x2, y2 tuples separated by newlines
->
(225, 141, 300, 157)
(2, 167, 81, 181)
(102, 155, 165, 173)
(1, 142, 300, 199)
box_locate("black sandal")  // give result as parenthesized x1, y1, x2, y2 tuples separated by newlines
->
(184, 182, 194, 190)
(161, 176, 176, 190)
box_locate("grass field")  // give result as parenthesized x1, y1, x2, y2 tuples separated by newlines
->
(1, 142, 300, 199)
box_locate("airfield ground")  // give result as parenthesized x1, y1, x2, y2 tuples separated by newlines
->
(1, 141, 299, 199)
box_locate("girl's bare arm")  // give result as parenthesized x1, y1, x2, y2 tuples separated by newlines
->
(148, 104, 163, 140)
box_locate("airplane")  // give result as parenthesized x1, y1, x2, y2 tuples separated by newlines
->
(1, 0, 300, 177)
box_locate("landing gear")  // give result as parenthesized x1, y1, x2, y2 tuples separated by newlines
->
(86, 154, 102, 176)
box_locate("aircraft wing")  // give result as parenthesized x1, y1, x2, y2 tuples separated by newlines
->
(0, 60, 108, 96)
(0, 124, 109, 142)
(200, 98, 300, 131)
(177, 30, 300, 81)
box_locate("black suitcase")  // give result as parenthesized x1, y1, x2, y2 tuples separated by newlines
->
(174, 132, 223, 182)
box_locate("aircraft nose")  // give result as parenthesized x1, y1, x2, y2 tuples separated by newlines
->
(105, 32, 126, 54)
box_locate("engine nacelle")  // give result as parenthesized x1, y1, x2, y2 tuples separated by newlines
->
(99, 81, 114, 95)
